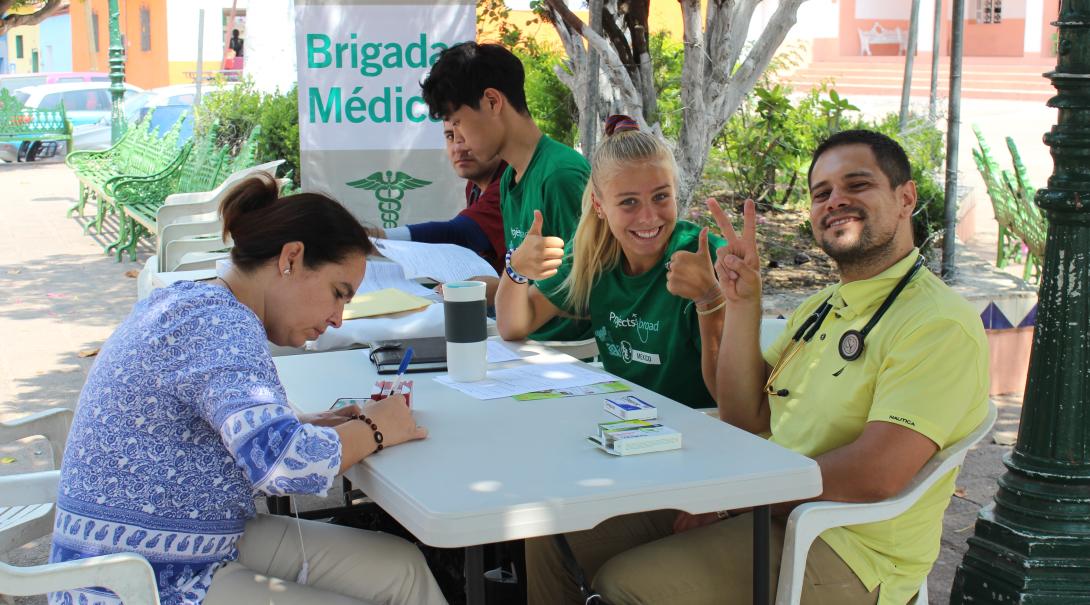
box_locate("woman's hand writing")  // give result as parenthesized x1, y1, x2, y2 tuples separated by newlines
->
(362, 394, 428, 448)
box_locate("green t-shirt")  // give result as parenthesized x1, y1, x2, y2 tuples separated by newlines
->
(536, 221, 724, 408)
(500, 135, 592, 342)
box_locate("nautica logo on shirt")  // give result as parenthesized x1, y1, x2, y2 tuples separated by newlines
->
(609, 312, 660, 344)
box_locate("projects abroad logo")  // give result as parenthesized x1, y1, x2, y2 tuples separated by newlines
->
(347, 171, 432, 228)
(509, 227, 526, 241)
(608, 311, 660, 344)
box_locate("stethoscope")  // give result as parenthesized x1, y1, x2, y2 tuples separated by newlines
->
(763, 255, 925, 398)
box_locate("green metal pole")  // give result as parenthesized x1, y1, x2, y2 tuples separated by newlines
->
(950, 1, 1090, 602)
(108, 0, 126, 144)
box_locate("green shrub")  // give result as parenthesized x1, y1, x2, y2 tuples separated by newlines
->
(865, 112, 947, 251)
(516, 40, 577, 147)
(649, 32, 684, 139)
(195, 79, 302, 187)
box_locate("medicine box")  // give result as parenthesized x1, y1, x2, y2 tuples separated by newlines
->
(604, 395, 658, 421)
(588, 419, 682, 456)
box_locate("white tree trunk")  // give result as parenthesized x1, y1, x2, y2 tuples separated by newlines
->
(543, 0, 808, 206)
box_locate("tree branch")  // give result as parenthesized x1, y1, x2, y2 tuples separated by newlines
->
(543, 0, 588, 37)
(725, 0, 761, 76)
(0, 0, 62, 35)
(710, 0, 806, 131)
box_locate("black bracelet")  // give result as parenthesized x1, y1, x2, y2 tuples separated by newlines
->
(352, 414, 384, 452)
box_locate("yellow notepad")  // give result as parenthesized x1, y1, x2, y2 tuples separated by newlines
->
(342, 288, 433, 320)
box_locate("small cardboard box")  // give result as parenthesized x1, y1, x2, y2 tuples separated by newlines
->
(604, 395, 658, 421)
(588, 419, 681, 456)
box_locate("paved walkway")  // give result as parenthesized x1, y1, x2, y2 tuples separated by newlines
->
(0, 95, 1043, 602)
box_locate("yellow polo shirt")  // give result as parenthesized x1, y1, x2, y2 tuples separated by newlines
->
(762, 249, 989, 605)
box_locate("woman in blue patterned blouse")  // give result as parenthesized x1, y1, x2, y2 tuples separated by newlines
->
(50, 174, 447, 605)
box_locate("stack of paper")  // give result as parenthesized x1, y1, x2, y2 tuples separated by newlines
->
(434, 362, 611, 400)
(359, 260, 436, 298)
(373, 238, 499, 282)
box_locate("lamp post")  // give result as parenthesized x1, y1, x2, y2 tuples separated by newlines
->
(108, 0, 126, 144)
(950, 1, 1090, 602)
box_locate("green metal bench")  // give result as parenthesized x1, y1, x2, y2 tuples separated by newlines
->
(0, 89, 72, 161)
(65, 112, 191, 238)
(971, 125, 1046, 282)
(109, 125, 264, 261)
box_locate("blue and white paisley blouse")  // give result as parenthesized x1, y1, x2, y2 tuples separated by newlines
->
(49, 281, 342, 605)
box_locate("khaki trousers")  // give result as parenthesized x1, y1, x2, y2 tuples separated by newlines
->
(527, 510, 880, 605)
(204, 514, 447, 605)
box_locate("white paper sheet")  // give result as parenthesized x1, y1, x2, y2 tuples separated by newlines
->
(486, 341, 529, 364)
(373, 238, 499, 282)
(434, 363, 611, 400)
(360, 260, 438, 298)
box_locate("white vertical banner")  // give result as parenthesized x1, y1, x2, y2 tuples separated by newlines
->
(294, 0, 475, 227)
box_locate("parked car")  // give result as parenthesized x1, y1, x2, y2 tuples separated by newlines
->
(70, 84, 233, 152)
(0, 72, 111, 93)
(0, 81, 143, 162)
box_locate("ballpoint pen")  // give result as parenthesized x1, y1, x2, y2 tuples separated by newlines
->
(386, 346, 414, 398)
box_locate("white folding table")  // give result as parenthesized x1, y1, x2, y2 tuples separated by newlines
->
(275, 340, 823, 605)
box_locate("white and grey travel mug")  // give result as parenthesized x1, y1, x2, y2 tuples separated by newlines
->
(443, 280, 488, 382)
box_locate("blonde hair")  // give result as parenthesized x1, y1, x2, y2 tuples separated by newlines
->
(561, 118, 678, 314)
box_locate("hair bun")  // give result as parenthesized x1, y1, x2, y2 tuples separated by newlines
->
(604, 115, 640, 137)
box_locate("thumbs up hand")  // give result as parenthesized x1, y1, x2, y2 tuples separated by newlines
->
(666, 226, 721, 307)
(510, 210, 566, 280)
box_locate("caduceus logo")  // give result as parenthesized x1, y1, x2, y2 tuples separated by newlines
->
(346, 171, 432, 228)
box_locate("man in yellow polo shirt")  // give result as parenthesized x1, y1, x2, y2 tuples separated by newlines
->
(525, 130, 989, 605)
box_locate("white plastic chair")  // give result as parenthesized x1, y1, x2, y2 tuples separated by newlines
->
(155, 162, 285, 272)
(0, 409, 72, 556)
(0, 470, 159, 605)
(699, 319, 786, 416)
(774, 399, 999, 605)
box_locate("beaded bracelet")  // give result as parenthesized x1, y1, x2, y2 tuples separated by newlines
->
(504, 249, 529, 284)
(352, 414, 384, 452)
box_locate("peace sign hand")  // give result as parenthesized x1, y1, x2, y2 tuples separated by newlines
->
(707, 198, 762, 304)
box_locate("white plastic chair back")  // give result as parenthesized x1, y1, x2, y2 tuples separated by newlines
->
(0, 471, 159, 605)
(774, 400, 999, 605)
(760, 318, 787, 351)
(0, 409, 71, 556)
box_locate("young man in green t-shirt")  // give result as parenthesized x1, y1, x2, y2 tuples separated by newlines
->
(421, 42, 591, 342)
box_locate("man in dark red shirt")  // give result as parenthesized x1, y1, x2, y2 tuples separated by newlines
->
(372, 121, 507, 276)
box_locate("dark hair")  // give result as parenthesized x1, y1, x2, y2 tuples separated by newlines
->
(808, 129, 912, 189)
(421, 42, 530, 120)
(220, 173, 374, 272)
(604, 114, 640, 136)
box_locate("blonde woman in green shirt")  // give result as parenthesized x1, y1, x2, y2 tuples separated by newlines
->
(496, 115, 726, 408)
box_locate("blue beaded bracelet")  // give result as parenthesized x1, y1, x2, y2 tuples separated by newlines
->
(505, 249, 529, 284)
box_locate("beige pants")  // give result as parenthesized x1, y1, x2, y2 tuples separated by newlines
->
(204, 514, 448, 605)
(527, 510, 880, 605)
